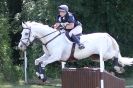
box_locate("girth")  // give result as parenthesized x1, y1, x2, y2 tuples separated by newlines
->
(67, 43, 77, 61)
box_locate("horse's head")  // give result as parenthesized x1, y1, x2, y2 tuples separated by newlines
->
(18, 22, 35, 51)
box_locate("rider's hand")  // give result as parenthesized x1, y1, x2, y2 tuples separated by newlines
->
(59, 26, 65, 30)
(61, 22, 69, 27)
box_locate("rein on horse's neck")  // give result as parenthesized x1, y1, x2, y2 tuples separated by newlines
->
(31, 24, 63, 47)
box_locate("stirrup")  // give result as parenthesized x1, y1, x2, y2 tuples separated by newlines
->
(79, 44, 85, 49)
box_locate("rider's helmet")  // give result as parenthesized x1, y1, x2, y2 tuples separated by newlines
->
(58, 5, 69, 12)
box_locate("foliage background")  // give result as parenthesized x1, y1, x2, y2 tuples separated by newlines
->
(0, 0, 133, 82)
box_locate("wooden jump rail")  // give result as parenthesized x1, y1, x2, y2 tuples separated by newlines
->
(62, 68, 125, 88)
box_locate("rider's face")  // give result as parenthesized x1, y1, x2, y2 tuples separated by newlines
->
(59, 10, 66, 17)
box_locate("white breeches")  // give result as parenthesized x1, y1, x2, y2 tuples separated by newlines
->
(69, 25, 82, 37)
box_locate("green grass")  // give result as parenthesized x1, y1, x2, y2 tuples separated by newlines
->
(0, 84, 57, 88)
(125, 77, 133, 86)
(0, 79, 61, 88)
(0, 77, 132, 88)
(124, 74, 133, 87)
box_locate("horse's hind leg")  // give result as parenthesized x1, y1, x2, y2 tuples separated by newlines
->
(113, 57, 119, 66)
(113, 57, 125, 73)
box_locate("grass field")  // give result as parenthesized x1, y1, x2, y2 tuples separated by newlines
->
(0, 84, 57, 88)
(125, 77, 133, 88)
(0, 78, 132, 88)
(0, 78, 61, 88)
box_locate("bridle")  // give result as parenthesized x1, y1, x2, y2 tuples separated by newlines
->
(20, 27, 32, 47)
(20, 25, 64, 48)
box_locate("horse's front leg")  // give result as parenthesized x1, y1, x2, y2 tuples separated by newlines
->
(35, 54, 49, 80)
(35, 54, 49, 65)
(39, 54, 61, 81)
(41, 54, 61, 67)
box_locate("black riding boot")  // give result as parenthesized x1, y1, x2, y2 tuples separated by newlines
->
(71, 34, 85, 49)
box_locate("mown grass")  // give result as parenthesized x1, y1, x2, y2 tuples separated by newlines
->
(0, 84, 58, 88)
(0, 84, 54, 88)
(0, 78, 61, 88)
(125, 77, 133, 86)
(0, 77, 132, 88)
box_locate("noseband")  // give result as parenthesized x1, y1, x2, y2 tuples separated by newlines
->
(20, 27, 32, 47)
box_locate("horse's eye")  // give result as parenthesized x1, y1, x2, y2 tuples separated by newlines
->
(25, 33, 29, 36)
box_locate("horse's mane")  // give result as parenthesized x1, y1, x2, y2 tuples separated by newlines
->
(25, 21, 50, 30)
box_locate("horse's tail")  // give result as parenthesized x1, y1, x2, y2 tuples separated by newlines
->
(107, 33, 133, 66)
(118, 53, 133, 66)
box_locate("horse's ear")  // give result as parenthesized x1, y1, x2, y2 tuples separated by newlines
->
(22, 22, 26, 28)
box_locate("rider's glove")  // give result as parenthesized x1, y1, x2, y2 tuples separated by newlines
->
(60, 22, 69, 27)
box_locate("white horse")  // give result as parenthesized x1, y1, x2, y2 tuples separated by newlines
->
(18, 21, 133, 81)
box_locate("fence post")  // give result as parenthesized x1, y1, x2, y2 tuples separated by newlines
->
(100, 56, 105, 88)
(24, 51, 27, 83)
(61, 62, 66, 69)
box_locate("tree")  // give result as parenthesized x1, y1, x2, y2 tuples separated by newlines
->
(0, 0, 20, 82)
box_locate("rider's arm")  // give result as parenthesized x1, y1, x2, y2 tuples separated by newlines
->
(54, 23, 60, 29)
(65, 23, 74, 29)
(65, 15, 75, 29)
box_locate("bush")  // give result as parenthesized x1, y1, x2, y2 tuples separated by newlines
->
(0, 16, 21, 82)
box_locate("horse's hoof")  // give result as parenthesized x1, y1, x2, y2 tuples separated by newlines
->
(114, 66, 125, 74)
(42, 78, 47, 82)
(38, 76, 41, 79)
(114, 66, 120, 71)
(120, 67, 125, 73)
(114, 66, 121, 73)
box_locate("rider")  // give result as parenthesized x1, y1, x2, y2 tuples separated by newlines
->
(54, 4, 85, 49)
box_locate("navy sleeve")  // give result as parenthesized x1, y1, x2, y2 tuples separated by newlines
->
(68, 15, 75, 23)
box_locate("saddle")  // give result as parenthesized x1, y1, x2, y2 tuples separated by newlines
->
(65, 32, 82, 62)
